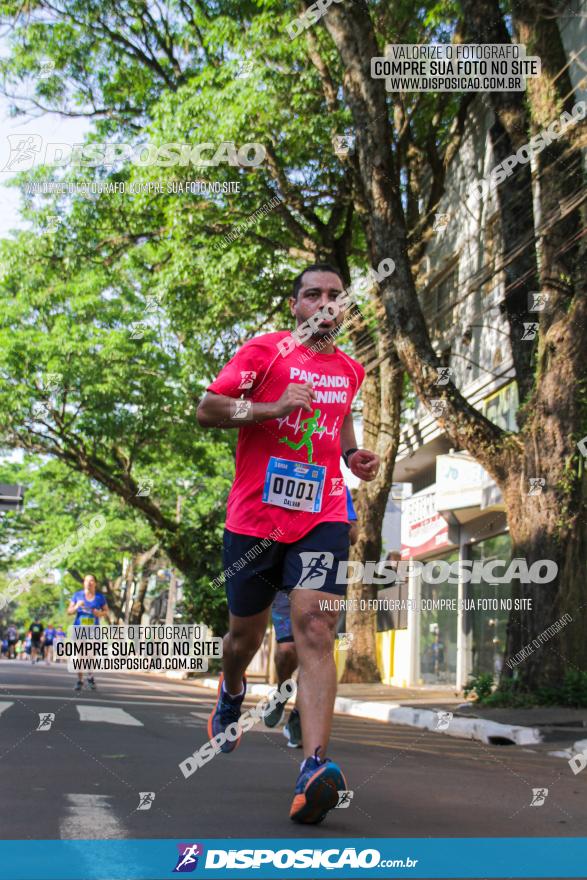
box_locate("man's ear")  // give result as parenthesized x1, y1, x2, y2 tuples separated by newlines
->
(288, 295, 297, 317)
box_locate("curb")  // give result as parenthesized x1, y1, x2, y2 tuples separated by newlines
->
(193, 677, 543, 747)
(549, 739, 587, 770)
(332, 698, 542, 746)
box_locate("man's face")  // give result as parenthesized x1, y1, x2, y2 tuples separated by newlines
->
(290, 270, 345, 337)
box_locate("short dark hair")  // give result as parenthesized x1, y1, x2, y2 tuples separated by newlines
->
(292, 263, 344, 300)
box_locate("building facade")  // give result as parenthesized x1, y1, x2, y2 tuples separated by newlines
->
(372, 4, 586, 689)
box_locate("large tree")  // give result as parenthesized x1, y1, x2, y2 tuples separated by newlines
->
(0, 0, 584, 687)
(0, 0, 409, 678)
(310, 0, 586, 688)
(0, 457, 158, 623)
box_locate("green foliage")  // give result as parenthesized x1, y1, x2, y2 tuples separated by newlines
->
(464, 671, 587, 708)
(0, 0, 583, 673)
(0, 0, 382, 638)
(0, 455, 231, 631)
(463, 671, 494, 701)
(184, 579, 228, 640)
(0, 571, 67, 632)
(0, 458, 153, 569)
(481, 678, 537, 708)
(536, 670, 587, 708)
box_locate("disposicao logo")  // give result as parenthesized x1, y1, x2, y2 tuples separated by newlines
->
(173, 843, 204, 872)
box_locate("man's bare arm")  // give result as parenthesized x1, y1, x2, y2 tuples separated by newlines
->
(196, 383, 316, 429)
(340, 411, 358, 455)
(340, 411, 380, 481)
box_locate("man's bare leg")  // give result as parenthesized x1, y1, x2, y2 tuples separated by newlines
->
(222, 608, 270, 695)
(289, 590, 339, 758)
(275, 641, 298, 686)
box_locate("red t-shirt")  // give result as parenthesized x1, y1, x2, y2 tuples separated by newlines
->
(207, 331, 365, 543)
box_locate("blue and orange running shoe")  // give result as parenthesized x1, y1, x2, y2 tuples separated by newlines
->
(207, 674, 247, 754)
(289, 747, 346, 824)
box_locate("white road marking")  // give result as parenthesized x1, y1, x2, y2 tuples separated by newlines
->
(190, 711, 211, 721)
(60, 793, 126, 839)
(0, 702, 14, 717)
(76, 705, 143, 726)
(5, 693, 211, 708)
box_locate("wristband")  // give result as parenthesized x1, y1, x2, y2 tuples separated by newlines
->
(343, 447, 359, 468)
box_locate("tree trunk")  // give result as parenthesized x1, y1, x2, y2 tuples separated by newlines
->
(130, 574, 149, 624)
(459, 0, 540, 404)
(341, 343, 403, 682)
(502, 288, 587, 687)
(499, 0, 587, 686)
(511, 0, 586, 312)
(104, 575, 123, 621)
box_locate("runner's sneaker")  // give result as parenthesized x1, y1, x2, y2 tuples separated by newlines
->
(74, 680, 83, 693)
(86, 676, 96, 690)
(207, 674, 247, 754)
(283, 708, 302, 748)
(290, 747, 346, 824)
(262, 689, 285, 728)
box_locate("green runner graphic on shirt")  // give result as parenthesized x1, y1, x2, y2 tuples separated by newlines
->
(279, 409, 326, 464)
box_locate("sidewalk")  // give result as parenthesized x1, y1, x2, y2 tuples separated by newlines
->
(185, 673, 587, 758)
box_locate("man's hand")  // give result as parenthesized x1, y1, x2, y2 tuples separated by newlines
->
(272, 382, 316, 417)
(348, 449, 380, 481)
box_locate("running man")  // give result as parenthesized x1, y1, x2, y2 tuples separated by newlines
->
(197, 263, 380, 824)
(67, 574, 110, 693)
(263, 487, 359, 748)
(29, 619, 44, 663)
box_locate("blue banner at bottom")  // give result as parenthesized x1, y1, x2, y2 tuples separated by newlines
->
(0, 838, 584, 878)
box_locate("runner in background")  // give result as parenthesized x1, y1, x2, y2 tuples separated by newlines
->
(263, 487, 359, 748)
(43, 622, 56, 665)
(6, 623, 18, 659)
(29, 619, 44, 663)
(346, 485, 359, 547)
(263, 589, 302, 746)
(67, 574, 110, 693)
(53, 626, 66, 663)
(198, 264, 380, 824)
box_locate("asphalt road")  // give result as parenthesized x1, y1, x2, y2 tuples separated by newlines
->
(0, 658, 585, 846)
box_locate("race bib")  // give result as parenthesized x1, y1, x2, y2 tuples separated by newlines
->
(79, 616, 96, 626)
(262, 457, 325, 513)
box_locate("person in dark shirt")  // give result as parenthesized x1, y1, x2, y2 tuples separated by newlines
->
(29, 620, 44, 663)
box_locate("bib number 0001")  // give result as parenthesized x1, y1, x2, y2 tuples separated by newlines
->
(262, 457, 325, 513)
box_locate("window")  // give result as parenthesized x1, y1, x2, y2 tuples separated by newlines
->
(421, 264, 458, 341)
(469, 534, 512, 678)
(418, 550, 459, 685)
(482, 214, 503, 301)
